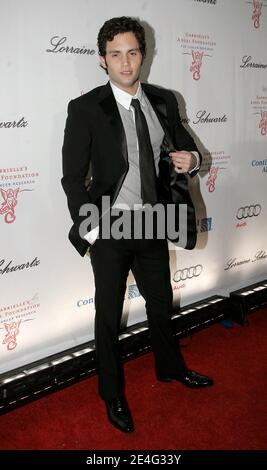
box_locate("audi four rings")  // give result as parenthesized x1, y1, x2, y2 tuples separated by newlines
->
(236, 204, 261, 219)
(173, 265, 203, 282)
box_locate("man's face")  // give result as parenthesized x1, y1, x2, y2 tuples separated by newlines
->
(99, 31, 143, 95)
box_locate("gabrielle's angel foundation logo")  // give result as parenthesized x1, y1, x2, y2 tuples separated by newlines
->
(190, 50, 204, 81)
(0, 188, 20, 223)
(259, 110, 267, 135)
(0, 166, 39, 224)
(1, 294, 40, 351)
(177, 32, 215, 81)
(252, 0, 263, 28)
(2, 320, 21, 350)
(206, 167, 219, 193)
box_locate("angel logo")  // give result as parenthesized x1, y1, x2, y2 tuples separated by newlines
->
(2, 320, 21, 350)
(190, 50, 204, 81)
(259, 110, 267, 135)
(206, 167, 218, 193)
(252, 0, 263, 28)
(0, 188, 20, 223)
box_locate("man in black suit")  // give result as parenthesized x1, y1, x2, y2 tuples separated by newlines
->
(62, 16, 213, 433)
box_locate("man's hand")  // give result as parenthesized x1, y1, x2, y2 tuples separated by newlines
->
(169, 150, 196, 174)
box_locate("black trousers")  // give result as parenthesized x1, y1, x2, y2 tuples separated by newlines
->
(89, 215, 187, 400)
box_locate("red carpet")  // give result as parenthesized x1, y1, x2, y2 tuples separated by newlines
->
(0, 308, 267, 450)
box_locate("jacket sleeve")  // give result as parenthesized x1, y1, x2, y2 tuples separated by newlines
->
(61, 99, 93, 235)
(170, 92, 202, 178)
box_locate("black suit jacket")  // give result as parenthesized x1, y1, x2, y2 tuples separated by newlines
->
(62, 82, 201, 256)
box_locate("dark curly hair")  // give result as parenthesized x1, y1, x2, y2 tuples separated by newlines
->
(97, 16, 146, 59)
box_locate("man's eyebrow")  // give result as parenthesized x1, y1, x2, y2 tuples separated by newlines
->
(107, 48, 140, 54)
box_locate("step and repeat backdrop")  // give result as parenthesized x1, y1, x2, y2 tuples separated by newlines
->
(1, 0, 266, 373)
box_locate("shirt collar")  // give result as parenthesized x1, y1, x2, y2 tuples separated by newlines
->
(110, 80, 144, 110)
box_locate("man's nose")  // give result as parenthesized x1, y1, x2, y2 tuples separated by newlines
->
(122, 55, 130, 65)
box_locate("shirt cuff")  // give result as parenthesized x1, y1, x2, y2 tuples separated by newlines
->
(84, 225, 99, 245)
(188, 151, 200, 174)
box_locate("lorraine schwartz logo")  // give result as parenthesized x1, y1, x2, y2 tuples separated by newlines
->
(193, 110, 227, 124)
(177, 32, 216, 80)
(0, 117, 28, 129)
(0, 294, 40, 351)
(0, 257, 40, 275)
(46, 36, 96, 55)
(240, 55, 267, 69)
(224, 250, 267, 270)
(0, 166, 39, 224)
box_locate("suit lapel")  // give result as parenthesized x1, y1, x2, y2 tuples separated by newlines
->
(141, 84, 176, 153)
(98, 82, 128, 166)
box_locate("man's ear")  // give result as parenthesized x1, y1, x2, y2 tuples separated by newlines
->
(99, 55, 107, 69)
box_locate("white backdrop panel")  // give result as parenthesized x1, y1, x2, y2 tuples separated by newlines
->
(0, 0, 266, 373)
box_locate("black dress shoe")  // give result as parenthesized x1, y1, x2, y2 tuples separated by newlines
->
(157, 370, 214, 388)
(105, 397, 134, 433)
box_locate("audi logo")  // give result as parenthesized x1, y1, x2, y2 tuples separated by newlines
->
(173, 265, 203, 282)
(236, 204, 261, 219)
